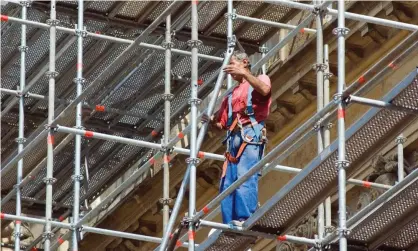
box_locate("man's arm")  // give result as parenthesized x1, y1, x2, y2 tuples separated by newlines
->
(243, 73, 271, 96)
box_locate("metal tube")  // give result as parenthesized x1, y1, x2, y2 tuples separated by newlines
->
(235, 14, 316, 34)
(259, 45, 268, 75)
(71, 0, 84, 249)
(323, 44, 332, 231)
(267, 0, 418, 31)
(14, 1, 28, 250)
(1, 213, 71, 230)
(162, 14, 172, 233)
(55, 125, 224, 161)
(188, 1, 199, 250)
(314, 0, 325, 241)
(336, 1, 348, 250)
(271, 165, 392, 190)
(348, 95, 418, 115)
(199, 220, 277, 240)
(0, 0, 183, 177)
(44, 1, 57, 250)
(396, 134, 406, 182)
(0, 14, 223, 62)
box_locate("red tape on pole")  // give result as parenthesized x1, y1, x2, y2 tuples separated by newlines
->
(31, 248, 38, 251)
(150, 157, 155, 165)
(16, 220, 21, 224)
(58, 238, 64, 245)
(151, 130, 158, 137)
(202, 206, 210, 214)
(362, 181, 372, 188)
(188, 230, 195, 241)
(95, 105, 105, 112)
(358, 75, 366, 84)
(178, 132, 184, 139)
(175, 240, 182, 247)
(0, 213, 4, 219)
(277, 235, 287, 241)
(47, 135, 55, 145)
(76, 63, 83, 70)
(59, 215, 65, 222)
(337, 108, 345, 119)
(198, 151, 204, 159)
(0, 15, 8, 22)
(164, 155, 170, 163)
(84, 131, 94, 138)
(300, 28, 305, 34)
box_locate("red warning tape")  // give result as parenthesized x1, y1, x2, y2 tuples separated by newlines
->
(59, 215, 65, 222)
(164, 155, 171, 163)
(175, 240, 182, 247)
(358, 75, 366, 84)
(169, 233, 174, 239)
(300, 28, 305, 34)
(16, 220, 21, 224)
(178, 132, 185, 139)
(76, 63, 83, 70)
(188, 230, 195, 241)
(84, 131, 94, 138)
(198, 151, 205, 159)
(277, 235, 287, 241)
(95, 105, 105, 112)
(31, 248, 38, 251)
(1, 15, 8, 22)
(363, 181, 372, 188)
(337, 108, 345, 119)
(58, 238, 64, 245)
(0, 213, 4, 219)
(151, 130, 158, 137)
(202, 206, 210, 214)
(47, 135, 55, 145)
(198, 79, 203, 85)
(388, 62, 397, 69)
(150, 157, 155, 165)
(192, 0, 198, 4)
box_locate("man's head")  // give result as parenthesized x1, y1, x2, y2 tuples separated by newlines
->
(229, 51, 251, 81)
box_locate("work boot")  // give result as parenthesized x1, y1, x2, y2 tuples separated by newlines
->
(230, 220, 245, 227)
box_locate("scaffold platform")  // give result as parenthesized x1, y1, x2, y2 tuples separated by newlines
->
(196, 70, 418, 251)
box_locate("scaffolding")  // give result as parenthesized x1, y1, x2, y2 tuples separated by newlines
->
(1, 0, 418, 251)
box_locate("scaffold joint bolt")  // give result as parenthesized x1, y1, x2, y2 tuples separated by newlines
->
(396, 136, 406, 144)
(332, 27, 350, 37)
(74, 125, 86, 130)
(18, 45, 29, 52)
(227, 35, 236, 48)
(73, 78, 86, 84)
(42, 177, 57, 184)
(15, 137, 27, 144)
(42, 231, 55, 240)
(161, 41, 174, 49)
(44, 124, 58, 131)
(224, 9, 237, 20)
(313, 118, 324, 132)
(332, 93, 348, 105)
(326, 122, 333, 130)
(188, 98, 202, 105)
(259, 45, 269, 54)
(19, 0, 31, 7)
(46, 19, 60, 26)
(187, 39, 203, 48)
(45, 71, 59, 79)
(185, 157, 201, 165)
(313, 4, 328, 15)
(337, 228, 351, 237)
(181, 216, 200, 229)
(162, 93, 174, 101)
(13, 231, 23, 238)
(324, 72, 333, 80)
(158, 198, 173, 206)
(71, 175, 84, 181)
(13, 184, 21, 190)
(335, 160, 350, 170)
(312, 63, 328, 72)
(75, 28, 88, 38)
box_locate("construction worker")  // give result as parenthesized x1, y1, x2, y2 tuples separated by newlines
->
(203, 51, 271, 225)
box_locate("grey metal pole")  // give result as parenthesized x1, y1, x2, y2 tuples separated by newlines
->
(14, 1, 29, 250)
(259, 45, 268, 75)
(44, 1, 58, 250)
(314, 0, 325, 241)
(187, 1, 200, 250)
(72, 0, 84, 249)
(348, 95, 418, 115)
(323, 44, 332, 232)
(335, 0, 348, 250)
(396, 134, 406, 182)
(162, 14, 173, 233)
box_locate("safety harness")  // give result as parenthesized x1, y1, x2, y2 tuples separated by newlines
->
(221, 85, 267, 178)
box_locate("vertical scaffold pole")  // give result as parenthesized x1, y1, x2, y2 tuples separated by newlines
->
(259, 45, 268, 75)
(396, 134, 406, 182)
(335, 0, 349, 250)
(187, 1, 200, 250)
(44, 0, 58, 250)
(72, 0, 84, 249)
(15, 1, 29, 250)
(162, 14, 173, 233)
(227, 0, 234, 122)
(323, 44, 332, 232)
(314, 0, 325, 241)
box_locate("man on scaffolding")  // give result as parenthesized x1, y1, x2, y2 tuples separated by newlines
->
(203, 51, 271, 226)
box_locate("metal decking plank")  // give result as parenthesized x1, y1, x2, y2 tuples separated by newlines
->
(197, 70, 417, 251)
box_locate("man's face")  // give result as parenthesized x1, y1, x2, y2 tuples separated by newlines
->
(229, 56, 248, 81)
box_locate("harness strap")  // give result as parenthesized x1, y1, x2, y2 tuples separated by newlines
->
(221, 138, 251, 178)
(246, 85, 261, 139)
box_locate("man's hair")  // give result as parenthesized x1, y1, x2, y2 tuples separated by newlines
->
(232, 51, 251, 69)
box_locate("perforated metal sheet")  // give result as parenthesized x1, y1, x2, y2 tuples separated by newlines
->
(197, 72, 418, 250)
(197, 230, 256, 251)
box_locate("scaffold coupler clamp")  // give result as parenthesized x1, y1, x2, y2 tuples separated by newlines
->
(19, 0, 31, 8)
(324, 71, 333, 80)
(188, 98, 202, 105)
(162, 93, 174, 101)
(46, 18, 60, 27)
(44, 123, 58, 133)
(15, 137, 27, 144)
(18, 45, 29, 53)
(42, 231, 55, 241)
(185, 157, 201, 165)
(71, 174, 84, 181)
(312, 63, 328, 73)
(332, 27, 350, 37)
(43, 177, 57, 184)
(396, 135, 407, 144)
(313, 239, 323, 251)
(159, 197, 173, 206)
(162, 40, 174, 50)
(332, 93, 348, 106)
(75, 24, 88, 38)
(259, 45, 269, 54)
(13, 230, 23, 238)
(73, 77, 86, 85)
(187, 39, 203, 48)
(225, 8, 237, 21)
(335, 160, 350, 170)
(337, 227, 351, 237)
(45, 70, 59, 79)
(181, 216, 200, 229)
(313, 3, 328, 16)
(313, 117, 324, 132)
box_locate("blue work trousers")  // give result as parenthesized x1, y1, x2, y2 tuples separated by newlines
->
(220, 124, 264, 224)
